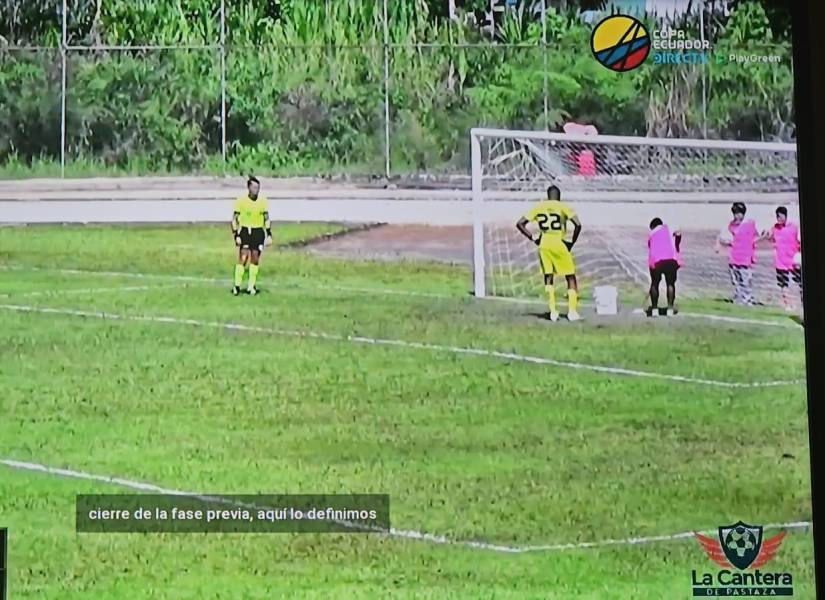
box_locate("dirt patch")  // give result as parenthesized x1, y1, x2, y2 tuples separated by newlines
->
(305, 224, 473, 264)
(298, 223, 798, 307)
(277, 222, 384, 249)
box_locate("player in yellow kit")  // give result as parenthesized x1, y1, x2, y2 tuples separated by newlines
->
(516, 185, 583, 322)
(231, 176, 272, 296)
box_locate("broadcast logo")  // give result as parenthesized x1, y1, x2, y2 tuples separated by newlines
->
(590, 15, 651, 72)
(591, 15, 714, 70)
(692, 521, 793, 596)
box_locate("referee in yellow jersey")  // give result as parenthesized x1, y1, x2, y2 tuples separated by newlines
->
(231, 176, 272, 296)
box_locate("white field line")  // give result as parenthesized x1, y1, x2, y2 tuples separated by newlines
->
(0, 265, 451, 300)
(0, 457, 811, 554)
(482, 295, 800, 329)
(0, 284, 180, 299)
(630, 308, 800, 328)
(0, 303, 802, 389)
(0, 265, 801, 329)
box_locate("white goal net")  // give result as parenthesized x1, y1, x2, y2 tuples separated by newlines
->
(470, 128, 800, 310)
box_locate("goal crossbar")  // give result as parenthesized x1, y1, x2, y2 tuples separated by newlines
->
(470, 128, 797, 153)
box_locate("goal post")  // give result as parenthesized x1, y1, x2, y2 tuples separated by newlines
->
(471, 131, 486, 299)
(469, 127, 799, 307)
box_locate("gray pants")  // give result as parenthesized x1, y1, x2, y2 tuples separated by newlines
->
(729, 265, 755, 305)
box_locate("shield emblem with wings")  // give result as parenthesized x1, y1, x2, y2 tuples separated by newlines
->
(695, 522, 786, 570)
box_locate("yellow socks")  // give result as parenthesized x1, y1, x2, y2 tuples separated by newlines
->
(233, 263, 260, 291)
(568, 290, 579, 312)
(545, 285, 557, 314)
(248, 264, 259, 289)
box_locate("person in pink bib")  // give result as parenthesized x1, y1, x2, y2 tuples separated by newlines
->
(717, 202, 758, 306)
(764, 206, 802, 311)
(647, 218, 683, 317)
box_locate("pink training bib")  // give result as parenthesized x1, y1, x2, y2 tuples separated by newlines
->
(728, 219, 757, 267)
(772, 222, 800, 270)
(648, 225, 680, 268)
(577, 150, 596, 176)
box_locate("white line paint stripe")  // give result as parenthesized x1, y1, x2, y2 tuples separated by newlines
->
(496, 296, 799, 329)
(0, 265, 453, 300)
(516, 521, 812, 552)
(0, 284, 180, 299)
(0, 457, 810, 554)
(630, 308, 798, 328)
(0, 265, 226, 285)
(0, 265, 800, 329)
(0, 303, 802, 389)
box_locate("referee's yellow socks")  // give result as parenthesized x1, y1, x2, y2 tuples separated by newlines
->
(248, 264, 259, 289)
(234, 264, 245, 287)
(568, 290, 579, 312)
(544, 285, 557, 313)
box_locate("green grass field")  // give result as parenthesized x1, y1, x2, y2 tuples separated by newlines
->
(0, 224, 815, 599)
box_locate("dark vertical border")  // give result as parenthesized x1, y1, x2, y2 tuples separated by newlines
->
(0, 528, 7, 600)
(790, 0, 825, 594)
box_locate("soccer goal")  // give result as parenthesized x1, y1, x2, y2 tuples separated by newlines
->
(470, 128, 800, 308)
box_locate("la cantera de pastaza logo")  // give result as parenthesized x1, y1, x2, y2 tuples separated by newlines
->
(693, 521, 793, 596)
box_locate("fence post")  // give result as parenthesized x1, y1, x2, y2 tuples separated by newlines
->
(699, 0, 708, 139)
(220, 0, 227, 174)
(471, 131, 485, 298)
(382, 0, 391, 179)
(542, 0, 548, 131)
(61, 0, 67, 178)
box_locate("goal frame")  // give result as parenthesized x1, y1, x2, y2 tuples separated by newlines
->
(469, 127, 798, 299)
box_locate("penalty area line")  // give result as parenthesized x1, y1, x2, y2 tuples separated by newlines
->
(488, 295, 799, 329)
(0, 457, 811, 554)
(0, 303, 802, 389)
(0, 265, 453, 300)
(629, 308, 799, 329)
(0, 265, 801, 329)
(0, 283, 181, 300)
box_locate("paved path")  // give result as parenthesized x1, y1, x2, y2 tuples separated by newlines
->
(0, 177, 799, 228)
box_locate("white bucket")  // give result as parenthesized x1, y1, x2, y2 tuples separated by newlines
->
(594, 286, 618, 316)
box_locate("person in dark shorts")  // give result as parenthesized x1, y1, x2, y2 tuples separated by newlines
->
(231, 176, 272, 296)
(646, 218, 682, 317)
(763, 206, 802, 312)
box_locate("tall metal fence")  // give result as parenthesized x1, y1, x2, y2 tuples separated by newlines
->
(0, 1, 795, 179)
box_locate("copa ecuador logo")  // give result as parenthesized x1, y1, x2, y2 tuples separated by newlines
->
(590, 14, 651, 72)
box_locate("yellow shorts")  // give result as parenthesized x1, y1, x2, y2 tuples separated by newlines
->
(538, 242, 576, 277)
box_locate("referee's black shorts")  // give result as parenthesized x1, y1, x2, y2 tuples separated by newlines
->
(650, 259, 679, 287)
(238, 226, 266, 252)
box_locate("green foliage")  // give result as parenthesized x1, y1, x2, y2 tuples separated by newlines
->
(706, 2, 794, 141)
(0, 0, 61, 45)
(0, 51, 62, 159)
(67, 50, 221, 170)
(226, 42, 385, 174)
(99, 0, 218, 45)
(0, 0, 796, 176)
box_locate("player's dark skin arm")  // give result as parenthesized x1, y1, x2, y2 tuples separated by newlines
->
(516, 217, 539, 244)
(567, 217, 582, 250)
(564, 217, 582, 291)
(232, 211, 250, 267)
